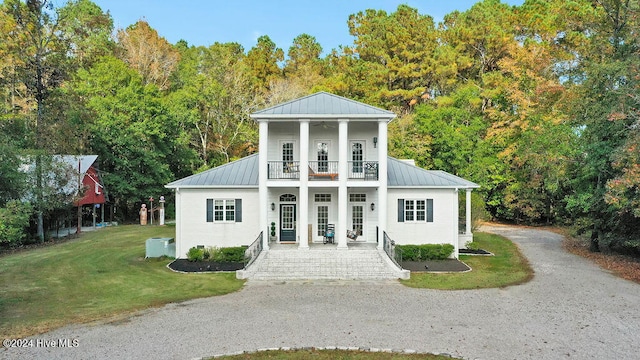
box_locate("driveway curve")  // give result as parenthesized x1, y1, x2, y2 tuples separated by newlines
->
(3, 225, 639, 359)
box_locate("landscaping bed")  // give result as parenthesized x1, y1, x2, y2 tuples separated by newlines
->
(401, 259, 470, 272)
(169, 259, 244, 272)
(459, 248, 493, 255)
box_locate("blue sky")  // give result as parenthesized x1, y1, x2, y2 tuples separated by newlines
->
(85, 0, 523, 55)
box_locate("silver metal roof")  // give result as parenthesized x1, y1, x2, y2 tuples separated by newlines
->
(251, 92, 396, 120)
(387, 157, 480, 188)
(165, 154, 259, 188)
(165, 154, 478, 189)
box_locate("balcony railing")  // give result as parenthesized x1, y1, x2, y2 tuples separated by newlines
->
(308, 161, 339, 180)
(268, 161, 300, 179)
(267, 160, 378, 181)
(348, 161, 378, 180)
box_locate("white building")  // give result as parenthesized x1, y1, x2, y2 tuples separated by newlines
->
(166, 92, 479, 260)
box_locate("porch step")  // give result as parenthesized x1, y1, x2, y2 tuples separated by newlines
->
(239, 248, 409, 280)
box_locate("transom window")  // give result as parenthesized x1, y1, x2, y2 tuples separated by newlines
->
(349, 194, 366, 202)
(279, 194, 296, 202)
(314, 194, 332, 202)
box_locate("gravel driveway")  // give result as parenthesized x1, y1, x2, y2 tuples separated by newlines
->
(3, 225, 639, 359)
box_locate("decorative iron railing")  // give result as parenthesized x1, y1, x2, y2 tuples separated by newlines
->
(267, 160, 379, 181)
(347, 161, 379, 180)
(383, 231, 403, 269)
(244, 231, 263, 269)
(267, 161, 300, 179)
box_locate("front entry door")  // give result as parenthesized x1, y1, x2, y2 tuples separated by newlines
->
(280, 204, 296, 241)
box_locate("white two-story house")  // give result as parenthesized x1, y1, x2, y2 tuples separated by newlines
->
(166, 92, 479, 259)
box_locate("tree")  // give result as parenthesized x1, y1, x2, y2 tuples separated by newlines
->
(0, 0, 72, 241)
(346, 5, 438, 107)
(57, 0, 114, 69)
(245, 35, 284, 93)
(168, 42, 258, 169)
(117, 20, 180, 91)
(74, 56, 176, 219)
(565, 0, 639, 251)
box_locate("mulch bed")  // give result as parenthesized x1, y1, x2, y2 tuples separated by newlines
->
(459, 248, 493, 255)
(168, 259, 244, 272)
(401, 259, 471, 272)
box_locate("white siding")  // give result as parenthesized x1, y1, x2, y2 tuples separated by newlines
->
(386, 188, 459, 247)
(175, 188, 260, 258)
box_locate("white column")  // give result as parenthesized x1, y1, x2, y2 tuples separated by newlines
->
(377, 120, 388, 249)
(175, 188, 182, 257)
(466, 189, 472, 235)
(258, 120, 269, 250)
(299, 120, 309, 249)
(453, 188, 459, 259)
(337, 119, 349, 249)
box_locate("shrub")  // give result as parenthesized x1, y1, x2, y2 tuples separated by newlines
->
(210, 246, 246, 262)
(187, 247, 204, 262)
(396, 244, 455, 261)
(465, 241, 481, 251)
(0, 201, 32, 246)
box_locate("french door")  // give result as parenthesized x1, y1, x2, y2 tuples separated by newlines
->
(279, 204, 296, 241)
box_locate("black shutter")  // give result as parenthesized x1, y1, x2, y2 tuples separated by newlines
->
(397, 199, 404, 222)
(427, 199, 433, 222)
(235, 199, 242, 222)
(206, 199, 213, 222)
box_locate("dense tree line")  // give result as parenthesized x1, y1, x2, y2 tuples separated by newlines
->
(0, 0, 638, 253)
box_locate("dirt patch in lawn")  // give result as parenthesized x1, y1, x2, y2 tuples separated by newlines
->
(168, 259, 244, 272)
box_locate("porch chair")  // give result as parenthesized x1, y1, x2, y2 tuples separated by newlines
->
(323, 223, 335, 244)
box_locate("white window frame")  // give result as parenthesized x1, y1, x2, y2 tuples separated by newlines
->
(404, 199, 430, 223)
(211, 199, 235, 222)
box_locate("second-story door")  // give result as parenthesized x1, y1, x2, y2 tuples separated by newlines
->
(317, 141, 329, 172)
(350, 141, 365, 177)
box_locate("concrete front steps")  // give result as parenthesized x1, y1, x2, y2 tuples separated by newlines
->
(237, 246, 409, 281)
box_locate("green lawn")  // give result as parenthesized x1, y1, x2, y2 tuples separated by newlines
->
(0, 225, 245, 338)
(400, 232, 534, 290)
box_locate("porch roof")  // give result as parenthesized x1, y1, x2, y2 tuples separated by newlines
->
(165, 154, 479, 189)
(387, 157, 480, 189)
(165, 154, 259, 188)
(250, 91, 396, 120)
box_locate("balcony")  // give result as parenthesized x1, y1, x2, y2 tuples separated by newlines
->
(268, 161, 300, 179)
(348, 161, 378, 180)
(308, 161, 339, 180)
(267, 161, 378, 181)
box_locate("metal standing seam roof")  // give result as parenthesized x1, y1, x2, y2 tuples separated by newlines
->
(387, 157, 480, 188)
(165, 154, 259, 188)
(250, 91, 396, 119)
(165, 154, 479, 189)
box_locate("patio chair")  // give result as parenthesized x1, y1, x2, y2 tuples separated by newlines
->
(323, 224, 335, 244)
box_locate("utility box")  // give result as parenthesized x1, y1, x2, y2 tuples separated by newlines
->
(145, 237, 176, 258)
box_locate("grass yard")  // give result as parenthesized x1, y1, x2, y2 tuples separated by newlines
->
(0, 225, 245, 338)
(400, 232, 533, 290)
